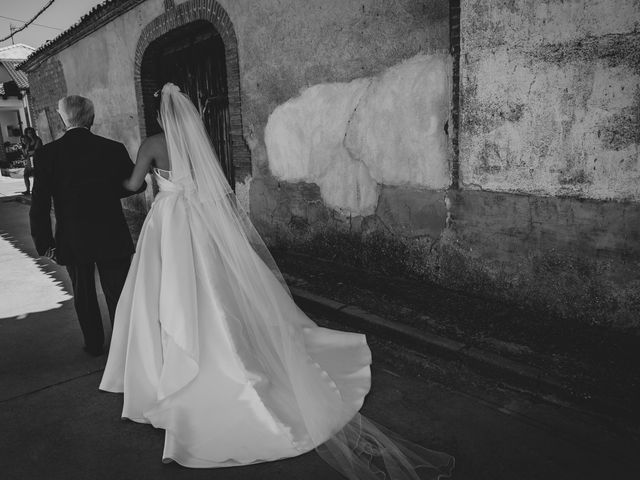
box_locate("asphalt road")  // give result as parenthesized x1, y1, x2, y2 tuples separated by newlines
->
(1, 198, 638, 480)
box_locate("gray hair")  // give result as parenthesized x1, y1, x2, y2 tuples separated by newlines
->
(58, 95, 95, 128)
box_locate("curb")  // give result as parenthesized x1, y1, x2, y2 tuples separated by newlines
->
(291, 287, 636, 423)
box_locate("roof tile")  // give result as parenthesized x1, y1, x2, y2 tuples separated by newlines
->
(1, 60, 29, 89)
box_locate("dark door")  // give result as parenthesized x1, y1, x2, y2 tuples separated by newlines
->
(144, 21, 233, 186)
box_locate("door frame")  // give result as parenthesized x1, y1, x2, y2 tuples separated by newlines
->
(133, 0, 251, 185)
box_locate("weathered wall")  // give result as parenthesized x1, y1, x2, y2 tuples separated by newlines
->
(448, 0, 640, 328)
(254, 0, 640, 330)
(22, 0, 639, 329)
(24, 0, 448, 213)
(216, 0, 449, 173)
(243, 0, 451, 243)
(460, 0, 640, 199)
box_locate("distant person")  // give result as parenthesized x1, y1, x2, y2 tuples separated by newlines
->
(29, 95, 145, 356)
(22, 127, 42, 195)
(18, 135, 28, 155)
(18, 135, 28, 168)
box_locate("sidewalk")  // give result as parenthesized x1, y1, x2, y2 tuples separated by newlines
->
(0, 175, 24, 197)
(273, 250, 640, 426)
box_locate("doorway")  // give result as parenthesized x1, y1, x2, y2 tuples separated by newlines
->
(140, 20, 234, 186)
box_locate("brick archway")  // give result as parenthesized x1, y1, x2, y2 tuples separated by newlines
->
(133, 0, 251, 182)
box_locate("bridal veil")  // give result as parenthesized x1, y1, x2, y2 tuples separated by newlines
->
(154, 82, 454, 479)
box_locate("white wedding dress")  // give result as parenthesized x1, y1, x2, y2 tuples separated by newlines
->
(100, 166, 371, 466)
(100, 84, 453, 479)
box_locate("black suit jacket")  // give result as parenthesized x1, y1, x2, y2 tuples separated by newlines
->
(29, 128, 145, 266)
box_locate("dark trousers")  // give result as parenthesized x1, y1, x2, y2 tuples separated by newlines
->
(66, 257, 131, 351)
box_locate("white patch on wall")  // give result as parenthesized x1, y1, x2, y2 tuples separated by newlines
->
(265, 53, 452, 215)
(0, 235, 71, 319)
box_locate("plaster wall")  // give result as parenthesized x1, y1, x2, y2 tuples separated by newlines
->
(253, 0, 640, 329)
(26, 0, 447, 202)
(438, 0, 640, 328)
(208, 0, 449, 175)
(50, 0, 448, 179)
(23, 0, 640, 329)
(459, 0, 640, 200)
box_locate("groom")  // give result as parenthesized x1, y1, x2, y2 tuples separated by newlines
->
(30, 95, 145, 356)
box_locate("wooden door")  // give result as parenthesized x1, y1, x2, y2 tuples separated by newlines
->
(148, 22, 233, 186)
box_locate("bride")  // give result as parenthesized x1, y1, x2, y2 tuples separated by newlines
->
(100, 83, 454, 479)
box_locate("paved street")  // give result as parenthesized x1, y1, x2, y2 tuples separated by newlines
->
(1, 198, 638, 480)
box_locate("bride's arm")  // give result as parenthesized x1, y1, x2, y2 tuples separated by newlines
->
(123, 137, 155, 192)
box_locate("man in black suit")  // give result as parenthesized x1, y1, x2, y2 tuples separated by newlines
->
(30, 95, 145, 356)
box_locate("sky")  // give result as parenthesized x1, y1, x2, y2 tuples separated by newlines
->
(0, 0, 105, 50)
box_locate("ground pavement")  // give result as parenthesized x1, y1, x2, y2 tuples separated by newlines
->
(1, 198, 638, 480)
(0, 175, 24, 197)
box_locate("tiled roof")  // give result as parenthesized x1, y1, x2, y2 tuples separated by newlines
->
(0, 44, 32, 95)
(1, 60, 29, 89)
(19, 0, 147, 72)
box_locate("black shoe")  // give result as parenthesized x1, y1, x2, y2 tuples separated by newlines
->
(83, 345, 105, 357)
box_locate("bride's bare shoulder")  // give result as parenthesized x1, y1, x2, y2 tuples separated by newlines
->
(138, 133, 166, 155)
(139, 133, 169, 169)
(143, 132, 167, 148)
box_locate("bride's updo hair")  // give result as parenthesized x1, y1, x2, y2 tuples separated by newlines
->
(154, 83, 181, 128)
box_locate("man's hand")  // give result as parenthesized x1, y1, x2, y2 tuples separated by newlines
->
(44, 246, 57, 263)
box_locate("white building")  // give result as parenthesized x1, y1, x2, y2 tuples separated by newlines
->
(0, 44, 34, 164)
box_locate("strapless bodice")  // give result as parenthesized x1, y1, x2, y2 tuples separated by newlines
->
(154, 168, 195, 195)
